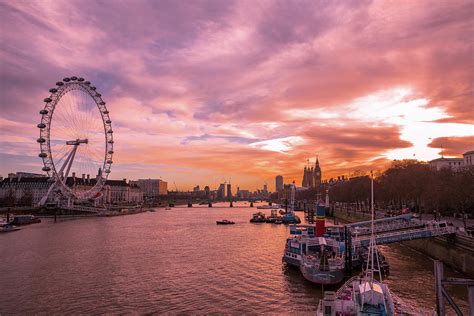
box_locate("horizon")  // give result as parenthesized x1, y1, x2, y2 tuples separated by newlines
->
(1, 0, 474, 191)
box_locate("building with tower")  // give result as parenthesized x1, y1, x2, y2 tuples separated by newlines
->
(302, 157, 322, 188)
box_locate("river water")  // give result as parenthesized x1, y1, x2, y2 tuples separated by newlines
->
(0, 202, 469, 314)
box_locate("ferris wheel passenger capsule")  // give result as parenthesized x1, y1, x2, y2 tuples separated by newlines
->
(78, 77, 84, 82)
(39, 153, 47, 158)
(63, 77, 70, 82)
(40, 109, 48, 115)
(49, 88, 57, 93)
(37, 123, 46, 128)
(71, 76, 78, 80)
(37, 137, 46, 143)
(43, 97, 52, 103)
(42, 167, 51, 172)
(56, 81, 64, 86)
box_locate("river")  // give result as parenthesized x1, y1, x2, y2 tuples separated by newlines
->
(0, 202, 469, 314)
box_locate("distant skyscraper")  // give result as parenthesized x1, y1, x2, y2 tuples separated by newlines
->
(275, 175, 283, 192)
(263, 184, 268, 194)
(204, 186, 210, 198)
(227, 183, 232, 200)
(217, 183, 225, 199)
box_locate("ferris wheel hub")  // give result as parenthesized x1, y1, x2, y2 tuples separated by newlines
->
(66, 139, 88, 145)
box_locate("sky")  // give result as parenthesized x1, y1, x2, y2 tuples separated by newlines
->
(1, 0, 473, 191)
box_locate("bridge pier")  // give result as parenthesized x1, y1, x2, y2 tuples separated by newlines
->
(230, 201, 233, 207)
(187, 202, 192, 207)
(250, 201, 253, 207)
(208, 202, 212, 207)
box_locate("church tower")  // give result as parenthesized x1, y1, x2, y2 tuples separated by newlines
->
(313, 156, 321, 188)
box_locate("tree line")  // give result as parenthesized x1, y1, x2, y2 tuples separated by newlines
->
(326, 160, 474, 216)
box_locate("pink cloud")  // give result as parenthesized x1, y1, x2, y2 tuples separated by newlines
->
(0, 0, 473, 190)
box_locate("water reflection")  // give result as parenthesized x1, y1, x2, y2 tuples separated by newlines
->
(0, 203, 469, 314)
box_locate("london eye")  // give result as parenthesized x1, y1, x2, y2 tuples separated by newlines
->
(37, 77, 113, 204)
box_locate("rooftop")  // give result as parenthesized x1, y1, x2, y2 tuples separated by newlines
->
(430, 157, 463, 162)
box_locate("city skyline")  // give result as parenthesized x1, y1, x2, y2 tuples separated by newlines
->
(1, 1, 474, 191)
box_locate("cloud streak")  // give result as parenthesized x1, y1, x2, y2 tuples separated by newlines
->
(0, 0, 473, 190)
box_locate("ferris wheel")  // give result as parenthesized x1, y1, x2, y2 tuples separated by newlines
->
(37, 76, 113, 205)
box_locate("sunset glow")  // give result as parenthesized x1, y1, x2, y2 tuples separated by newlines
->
(1, 0, 473, 190)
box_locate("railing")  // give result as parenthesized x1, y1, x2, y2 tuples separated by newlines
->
(353, 223, 456, 247)
(351, 220, 425, 236)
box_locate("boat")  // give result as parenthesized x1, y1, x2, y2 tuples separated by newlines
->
(256, 204, 281, 210)
(299, 237, 346, 285)
(10, 215, 41, 226)
(283, 191, 361, 285)
(281, 212, 301, 224)
(281, 183, 301, 224)
(250, 212, 266, 223)
(216, 219, 235, 225)
(283, 226, 352, 285)
(317, 173, 422, 315)
(0, 224, 21, 233)
(265, 209, 281, 223)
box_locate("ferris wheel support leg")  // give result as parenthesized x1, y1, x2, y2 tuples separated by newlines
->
(38, 180, 58, 207)
(57, 144, 78, 180)
(64, 145, 78, 180)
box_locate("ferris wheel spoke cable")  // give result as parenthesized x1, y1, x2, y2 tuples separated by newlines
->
(66, 93, 84, 137)
(84, 144, 103, 162)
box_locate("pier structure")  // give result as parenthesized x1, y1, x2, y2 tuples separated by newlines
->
(435, 260, 474, 315)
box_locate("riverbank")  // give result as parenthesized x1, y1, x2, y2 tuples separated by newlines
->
(0, 205, 152, 219)
(332, 209, 474, 278)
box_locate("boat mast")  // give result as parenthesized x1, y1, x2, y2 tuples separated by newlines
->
(290, 181, 295, 213)
(365, 171, 383, 284)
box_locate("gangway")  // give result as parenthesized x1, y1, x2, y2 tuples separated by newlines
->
(352, 221, 456, 247)
(347, 214, 413, 228)
(351, 218, 426, 236)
